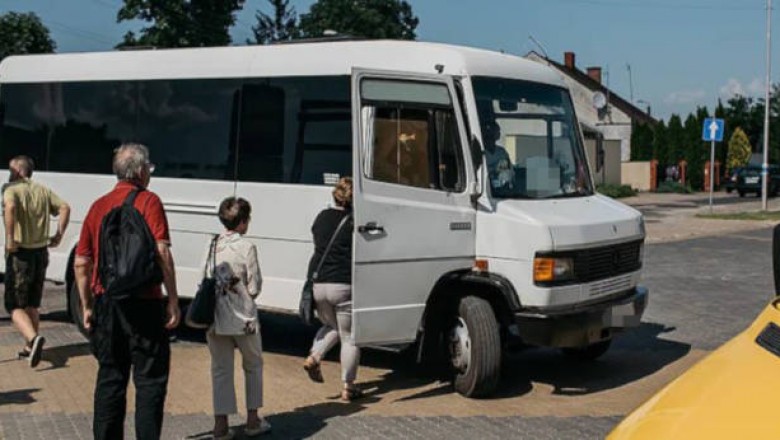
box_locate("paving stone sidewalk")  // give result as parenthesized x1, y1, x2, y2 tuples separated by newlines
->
(3, 191, 767, 439)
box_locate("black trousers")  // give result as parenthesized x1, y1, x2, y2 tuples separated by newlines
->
(90, 296, 170, 440)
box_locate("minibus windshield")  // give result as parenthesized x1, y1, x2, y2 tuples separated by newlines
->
(472, 77, 593, 199)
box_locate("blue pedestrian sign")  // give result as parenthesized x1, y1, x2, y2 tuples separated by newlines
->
(702, 118, 725, 142)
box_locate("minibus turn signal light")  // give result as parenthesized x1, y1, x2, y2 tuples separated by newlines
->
(534, 258, 555, 282)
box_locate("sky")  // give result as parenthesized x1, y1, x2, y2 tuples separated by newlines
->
(1, 0, 778, 121)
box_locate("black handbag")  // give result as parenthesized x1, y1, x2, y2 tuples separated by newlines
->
(185, 236, 218, 329)
(300, 213, 351, 325)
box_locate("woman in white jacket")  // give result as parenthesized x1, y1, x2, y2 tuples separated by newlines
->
(207, 197, 270, 439)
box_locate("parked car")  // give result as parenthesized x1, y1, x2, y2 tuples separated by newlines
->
(723, 166, 743, 193)
(607, 225, 780, 439)
(735, 165, 780, 197)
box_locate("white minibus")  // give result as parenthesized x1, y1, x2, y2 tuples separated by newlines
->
(0, 40, 647, 397)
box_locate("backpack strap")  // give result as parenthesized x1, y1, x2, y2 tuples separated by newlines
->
(123, 188, 144, 208)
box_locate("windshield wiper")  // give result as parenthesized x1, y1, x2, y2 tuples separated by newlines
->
(543, 191, 590, 199)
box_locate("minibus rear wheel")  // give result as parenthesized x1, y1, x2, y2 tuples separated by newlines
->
(449, 296, 501, 397)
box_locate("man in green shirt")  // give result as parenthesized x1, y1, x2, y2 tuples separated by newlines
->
(3, 156, 70, 368)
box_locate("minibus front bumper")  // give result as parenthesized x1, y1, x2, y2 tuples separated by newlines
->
(512, 286, 648, 348)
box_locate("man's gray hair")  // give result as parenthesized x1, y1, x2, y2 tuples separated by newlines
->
(113, 143, 150, 181)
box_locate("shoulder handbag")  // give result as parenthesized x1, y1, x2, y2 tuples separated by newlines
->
(299, 213, 352, 326)
(185, 236, 219, 329)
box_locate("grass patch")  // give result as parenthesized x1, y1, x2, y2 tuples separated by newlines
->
(655, 181, 694, 194)
(597, 184, 638, 198)
(696, 211, 780, 221)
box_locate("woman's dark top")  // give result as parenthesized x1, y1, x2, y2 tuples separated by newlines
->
(308, 207, 353, 284)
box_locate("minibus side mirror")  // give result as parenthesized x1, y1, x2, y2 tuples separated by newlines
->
(773, 224, 780, 296)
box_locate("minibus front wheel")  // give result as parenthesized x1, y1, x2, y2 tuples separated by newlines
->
(448, 295, 501, 397)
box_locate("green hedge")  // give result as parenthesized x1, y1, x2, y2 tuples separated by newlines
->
(655, 181, 694, 194)
(596, 184, 638, 198)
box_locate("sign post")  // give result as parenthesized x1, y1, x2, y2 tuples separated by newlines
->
(702, 118, 725, 213)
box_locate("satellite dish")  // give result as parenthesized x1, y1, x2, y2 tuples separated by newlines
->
(592, 91, 607, 110)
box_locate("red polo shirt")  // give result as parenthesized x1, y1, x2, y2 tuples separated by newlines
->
(75, 181, 170, 298)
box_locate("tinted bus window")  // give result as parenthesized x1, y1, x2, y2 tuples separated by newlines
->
(136, 79, 240, 180)
(0, 83, 52, 170)
(239, 76, 351, 185)
(48, 81, 137, 174)
(1, 76, 351, 185)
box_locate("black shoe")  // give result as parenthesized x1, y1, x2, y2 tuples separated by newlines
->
(29, 335, 45, 368)
(17, 348, 30, 360)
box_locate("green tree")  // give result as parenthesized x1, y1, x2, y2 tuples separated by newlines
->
(0, 12, 56, 62)
(726, 127, 752, 171)
(117, 0, 246, 48)
(665, 114, 684, 164)
(771, 83, 780, 163)
(299, 0, 419, 40)
(725, 95, 762, 150)
(683, 113, 707, 189)
(652, 120, 668, 163)
(630, 121, 654, 161)
(250, 0, 300, 44)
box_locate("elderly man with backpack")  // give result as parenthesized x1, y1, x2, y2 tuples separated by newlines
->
(74, 143, 180, 440)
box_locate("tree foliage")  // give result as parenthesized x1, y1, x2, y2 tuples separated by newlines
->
(683, 112, 707, 189)
(727, 127, 752, 171)
(117, 0, 246, 48)
(665, 114, 684, 164)
(0, 12, 56, 62)
(630, 121, 654, 161)
(298, 0, 419, 40)
(250, 0, 300, 44)
(641, 84, 780, 191)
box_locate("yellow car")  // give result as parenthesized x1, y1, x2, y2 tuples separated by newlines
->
(609, 227, 780, 439)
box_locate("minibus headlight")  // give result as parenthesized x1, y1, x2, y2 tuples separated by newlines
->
(534, 257, 575, 283)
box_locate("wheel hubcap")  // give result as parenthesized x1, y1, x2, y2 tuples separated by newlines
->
(449, 317, 471, 372)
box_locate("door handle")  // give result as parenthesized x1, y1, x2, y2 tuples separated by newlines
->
(358, 222, 385, 234)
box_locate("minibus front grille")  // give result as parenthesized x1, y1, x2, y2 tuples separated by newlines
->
(573, 240, 642, 283)
(756, 322, 780, 358)
(535, 240, 642, 287)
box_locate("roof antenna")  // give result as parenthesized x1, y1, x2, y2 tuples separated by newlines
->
(528, 34, 551, 65)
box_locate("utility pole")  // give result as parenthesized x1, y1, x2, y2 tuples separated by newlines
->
(627, 64, 634, 103)
(762, 0, 772, 211)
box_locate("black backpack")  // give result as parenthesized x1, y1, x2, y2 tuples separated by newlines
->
(98, 189, 164, 300)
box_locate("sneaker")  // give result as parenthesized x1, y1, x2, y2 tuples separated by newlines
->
(244, 419, 272, 436)
(29, 335, 45, 368)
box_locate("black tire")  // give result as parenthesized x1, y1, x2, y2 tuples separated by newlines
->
(561, 339, 612, 361)
(726, 188, 733, 194)
(738, 190, 745, 198)
(68, 279, 88, 338)
(449, 296, 501, 398)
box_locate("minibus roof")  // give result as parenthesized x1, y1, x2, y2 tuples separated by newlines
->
(0, 40, 565, 87)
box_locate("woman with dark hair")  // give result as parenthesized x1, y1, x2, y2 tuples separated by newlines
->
(207, 197, 269, 439)
(302, 177, 363, 401)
